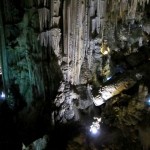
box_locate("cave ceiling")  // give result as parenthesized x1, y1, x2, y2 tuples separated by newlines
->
(0, 0, 150, 149)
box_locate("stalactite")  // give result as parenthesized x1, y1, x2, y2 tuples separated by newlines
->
(38, 29, 61, 55)
(50, 0, 61, 27)
(90, 0, 96, 17)
(129, 0, 138, 21)
(38, 31, 48, 47)
(62, 0, 90, 84)
(50, 0, 54, 27)
(84, 0, 89, 56)
(96, 0, 107, 33)
(63, 0, 67, 55)
(38, 0, 48, 6)
(53, 0, 61, 16)
(87, 40, 94, 69)
(106, 0, 150, 24)
(38, 0, 41, 5)
(52, 16, 60, 26)
(71, 0, 76, 83)
(38, 30, 50, 47)
(76, 0, 84, 83)
(97, 0, 101, 33)
(67, 3, 71, 82)
(50, 28, 61, 57)
(38, 8, 50, 31)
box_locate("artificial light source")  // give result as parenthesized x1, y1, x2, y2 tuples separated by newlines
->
(100, 40, 110, 55)
(145, 95, 150, 106)
(1, 92, 5, 98)
(0, 92, 5, 101)
(90, 125, 99, 134)
(147, 98, 150, 105)
(106, 76, 112, 81)
(90, 117, 101, 134)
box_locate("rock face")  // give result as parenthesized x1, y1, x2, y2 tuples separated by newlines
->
(93, 74, 137, 106)
(0, 0, 150, 149)
(22, 135, 49, 150)
(53, 0, 150, 122)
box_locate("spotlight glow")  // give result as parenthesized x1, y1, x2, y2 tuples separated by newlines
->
(146, 95, 150, 105)
(90, 126, 98, 134)
(1, 92, 5, 98)
(106, 76, 112, 81)
(90, 117, 101, 134)
(147, 98, 150, 104)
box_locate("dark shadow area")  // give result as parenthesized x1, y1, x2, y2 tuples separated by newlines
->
(0, 101, 22, 150)
(46, 122, 83, 150)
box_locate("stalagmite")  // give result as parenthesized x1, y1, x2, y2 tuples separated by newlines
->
(54, 82, 79, 122)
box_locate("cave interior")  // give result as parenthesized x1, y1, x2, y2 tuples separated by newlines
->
(0, 0, 150, 149)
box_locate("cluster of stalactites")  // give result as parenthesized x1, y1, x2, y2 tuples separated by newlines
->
(38, 0, 61, 50)
(63, 0, 89, 84)
(37, 0, 51, 47)
(38, 0, 48, 6)
(38, 8, 50, 31)
(38, 29, 61, 56)
(138, 0, 149, 7)
(107, 0, 149, 24)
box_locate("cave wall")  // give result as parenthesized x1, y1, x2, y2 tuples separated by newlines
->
(0, 0, 63, 104)
(0, 0, 150, 124)
(53, 0, 150, 122)
(0, 0, 63, 145)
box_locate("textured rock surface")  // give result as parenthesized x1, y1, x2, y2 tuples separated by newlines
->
(93, 74, 137, 106)
(22, 135, 49, 150)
